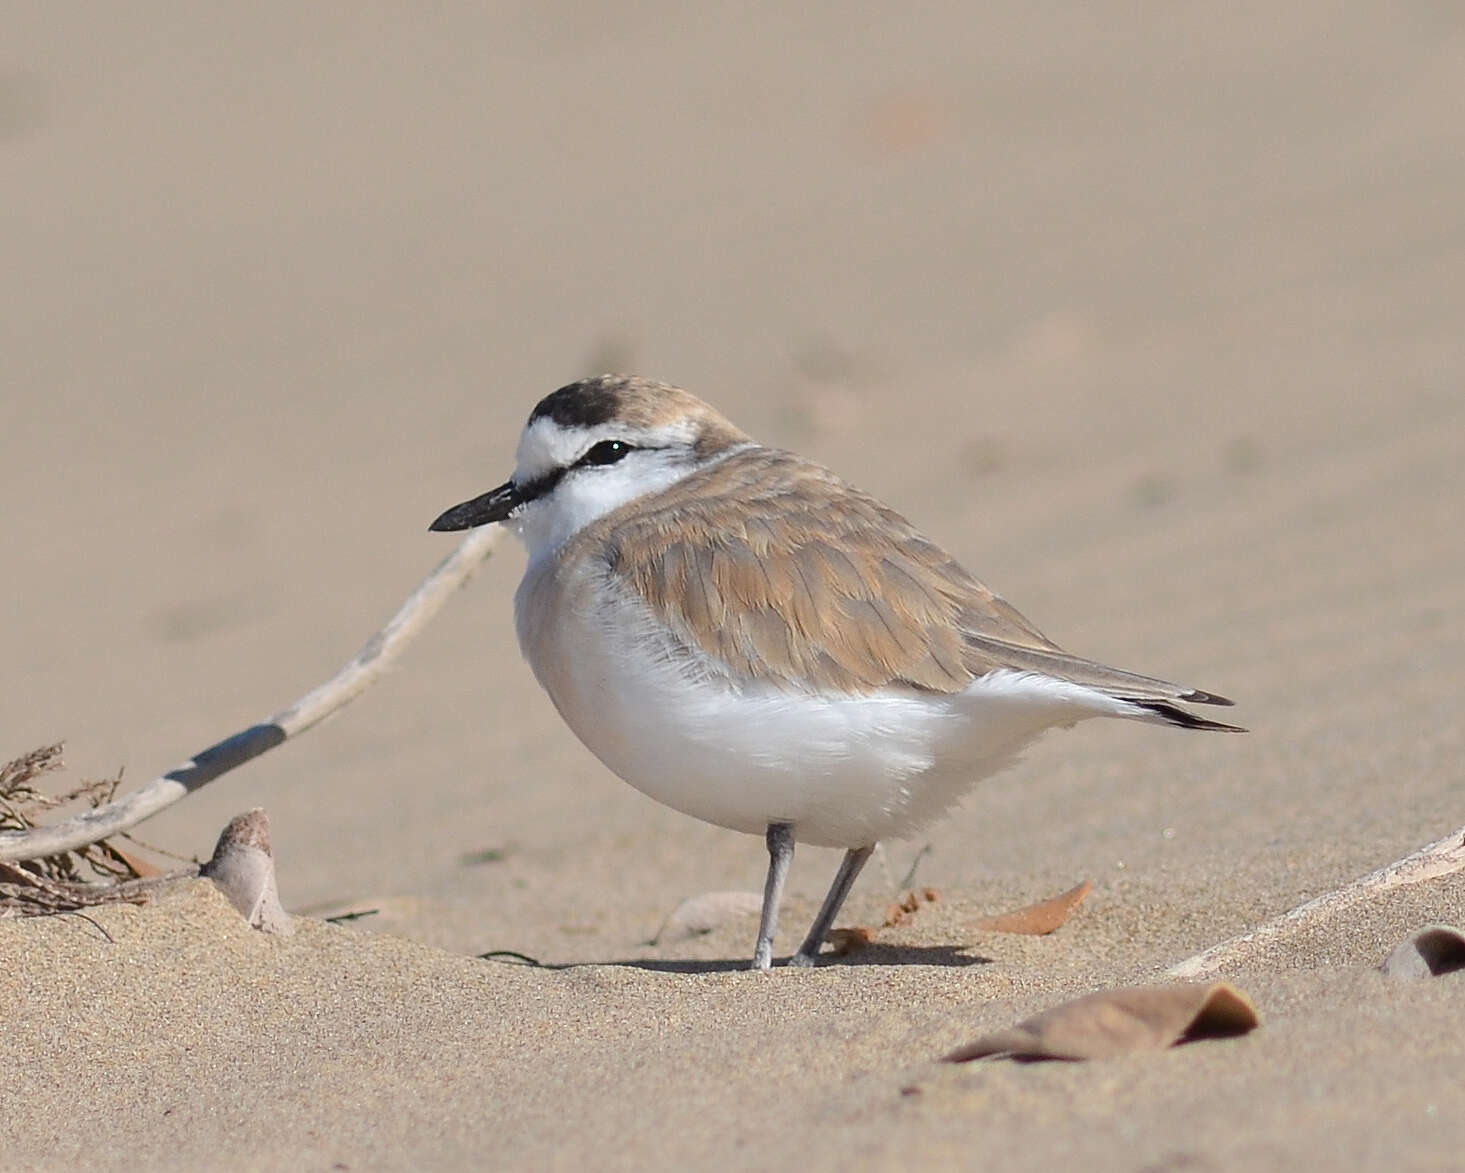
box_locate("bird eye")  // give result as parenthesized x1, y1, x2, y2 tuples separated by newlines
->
(579, 440, 634, 467)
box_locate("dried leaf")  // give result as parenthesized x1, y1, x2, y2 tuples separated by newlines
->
(105, 842, 164, 878)
(826, 926, 877, 955)
(651, 891, 764, 944)
(1382, 925, 1465, 979)
(825, 888, 945, 943)
(885, 887, 939, 928)
(943, 982, 1259, 1062)
(975, 881, 1092, 935)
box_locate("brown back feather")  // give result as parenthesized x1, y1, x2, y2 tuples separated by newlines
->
(581, 446, 1107, 697)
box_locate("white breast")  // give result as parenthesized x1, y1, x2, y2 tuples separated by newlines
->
(514, 552, 1129, 848)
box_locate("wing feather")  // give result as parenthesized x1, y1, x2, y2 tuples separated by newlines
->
(588, 446, 1226, 708)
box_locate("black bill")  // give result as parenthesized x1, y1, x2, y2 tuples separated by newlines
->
(429, 481, 523, 531)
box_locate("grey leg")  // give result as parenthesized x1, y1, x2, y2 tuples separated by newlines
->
(788, 844, 875, 968)
(752, 823, 795, 971)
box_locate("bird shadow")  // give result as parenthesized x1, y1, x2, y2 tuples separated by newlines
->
(479, 943, 993, 974)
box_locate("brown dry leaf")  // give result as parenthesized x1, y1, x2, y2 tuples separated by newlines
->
(975, 881, 1092, 935)
(1382, 924, 1465, 979)
(826, 926, 877, 955)
(650, 891, 764, 945)
(878, 888, 938, 928)
(107, 841, 165, 878)
(944, 982, 1259, 1062)
(830, 888, 941, 947)
(885, 887, 939, 927)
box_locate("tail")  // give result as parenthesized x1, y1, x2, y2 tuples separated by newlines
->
(958, 634, 1247, 732)
(1126, 693, 1247, 733)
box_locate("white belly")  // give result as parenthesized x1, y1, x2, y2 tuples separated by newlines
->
(515, 557, 1127, 848)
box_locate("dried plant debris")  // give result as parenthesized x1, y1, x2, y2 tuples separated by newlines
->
(1382, 925, 1465, 980)
(324, 907, 381, 925)
(651, 891, 765, 945)
(200, 809, 292, 936)
(884, 886, 941, 928)
(975, 881, 1093, 935)
(826, 926, 879, 955)
(0, 744, 175, 915)
(825, 888, 941, 955)
(944, 983, 1260, 1063)
(829, 881, 1090, 956)
(1169, 823, 1465, 979)
(4, 744, 290, 932)
(459, 846, 509, 866)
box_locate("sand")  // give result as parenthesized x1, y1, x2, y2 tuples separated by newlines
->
(4, 3, 1464, 1169)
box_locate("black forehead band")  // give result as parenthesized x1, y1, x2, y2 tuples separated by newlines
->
(528, 380, 623, 430)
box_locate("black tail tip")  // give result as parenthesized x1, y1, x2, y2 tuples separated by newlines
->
(1133, 700, 1247, 733)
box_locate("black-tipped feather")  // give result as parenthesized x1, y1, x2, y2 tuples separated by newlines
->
(1130, 700, 1247, 733)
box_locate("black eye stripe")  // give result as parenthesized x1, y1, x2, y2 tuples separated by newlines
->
(514, 440, 656, 505)
(516, 467, 566, 504)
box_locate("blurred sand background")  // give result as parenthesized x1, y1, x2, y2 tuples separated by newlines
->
(3, 3, 1464, 1169)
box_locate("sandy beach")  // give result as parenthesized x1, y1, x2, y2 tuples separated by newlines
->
(4, 3, 1464, 1169)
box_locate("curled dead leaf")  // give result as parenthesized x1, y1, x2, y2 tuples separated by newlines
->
(826, 926, 877, 955)
(975, 881, 1092, 935)
(1382, 925, 1465, 979)
(943, 982, 1259, 1063)
(650, 891, 764, 945)
(107, 842, 164, 878)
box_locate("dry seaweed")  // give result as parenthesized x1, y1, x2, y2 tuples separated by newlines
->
(0, 744, 182, 915)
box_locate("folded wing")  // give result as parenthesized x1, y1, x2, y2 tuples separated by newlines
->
(594, 446, 1240, 730)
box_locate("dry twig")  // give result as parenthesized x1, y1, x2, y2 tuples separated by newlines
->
(1167, 825, 1465, 978)
(0, 527, 500, 864)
